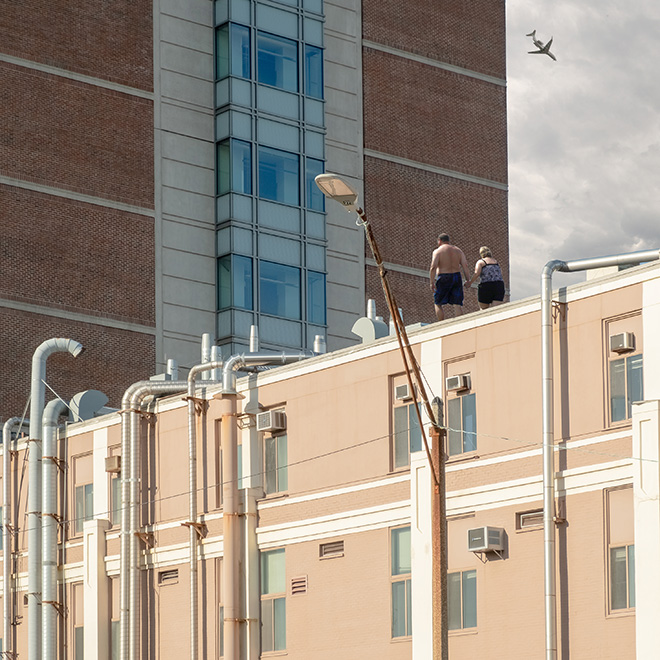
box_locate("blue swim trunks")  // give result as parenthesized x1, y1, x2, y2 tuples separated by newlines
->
(434, 272, 464, 306)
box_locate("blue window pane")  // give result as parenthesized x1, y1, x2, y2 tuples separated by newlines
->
(391, 526, 411, 576)
(257, 32, 298, 92)
(304, 45, 323, 99)
(233, 255, 253, 310)
(447, 572, 461, 630)
(305, 158, 324, 211)
(307, 270, 326, 324)
(232, 139, 252, 195)
(273, 597, 286, 650)
(610, 358, 626, 422)
(218, 256, 231, 309)
(447, 398, 462, 456)
(217, 141, 230, 195)
(391, 580, 407, 638)
(216, 25, 229, 79)
(258, 147, 299, 205)
(409, 404, 422, 453)
(627, 354, 643, 417)
(260, 261, 301, 319)
(231, 24, 250, 79)
(462, 570, 477, 628)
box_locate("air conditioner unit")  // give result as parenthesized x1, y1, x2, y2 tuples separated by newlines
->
(610, 332, 635, 354)
(256, 410, 287, 433)
(394, 383, 414, 401)
(105, 455, 121, 474)
(446, 374, 471, 392)
(467, 526, 504, 552)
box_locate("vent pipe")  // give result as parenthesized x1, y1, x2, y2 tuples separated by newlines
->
(540, 248, 659, 660)
(28, 338, 83, 660)
(3, 417, 29, 659)
(313, 334, 327, 355)
(42, 398, 68, 660)
(249, 325, 259, 352)
(219, 351, 313, 660)
(201, 333, 213, 380)
(366, 298, 376, 320)
(166, 359, 178, 380)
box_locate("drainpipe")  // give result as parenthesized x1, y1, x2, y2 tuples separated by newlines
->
(3, 417, 29, 658)
(220, 351, 313, 660)
(28, 338, 83, 660)
(42, 398, 68, 660)
(541, 249, 659, 660)
(186, 360, 224, 660)
(119, 380, 189, 660)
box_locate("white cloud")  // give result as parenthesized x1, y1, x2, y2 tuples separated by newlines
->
(507, 0, 660, 299)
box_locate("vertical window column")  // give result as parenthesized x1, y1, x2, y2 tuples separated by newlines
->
(391, 526, 412, 638)
(447, 392, 476, 456)
(261, 549, 286, 652)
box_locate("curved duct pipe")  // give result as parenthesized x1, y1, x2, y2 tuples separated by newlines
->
(186, 360, 224, 660)
(42, 398, 68, 660)
(119, 380, 190, 660)
(541, 249, 659, 660)
(28, 338, 83, 660)
(221, 351, 313, 660)
(3, 417, 29, 658)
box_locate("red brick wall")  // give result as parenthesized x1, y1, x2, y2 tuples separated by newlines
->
(363, 49, 507, 184)
(0, 308, 156, 419)
(0, 0, 152, 90)
(0, 185, 155, 324)
(362, 0, 506, 79)
(0, 62, 154, 207)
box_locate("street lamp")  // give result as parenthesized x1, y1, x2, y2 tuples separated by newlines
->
(315, 172, 449, 660)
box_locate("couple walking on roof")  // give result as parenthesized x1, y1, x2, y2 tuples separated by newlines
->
(429, 234, 506, 321)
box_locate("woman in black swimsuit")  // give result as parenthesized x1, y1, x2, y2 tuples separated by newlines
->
(465, 246, 506, 310)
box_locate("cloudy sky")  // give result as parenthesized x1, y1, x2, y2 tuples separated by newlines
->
(506, 0, 660, 300)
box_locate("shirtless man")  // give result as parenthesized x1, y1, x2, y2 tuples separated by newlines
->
(429, 233, 470, 321)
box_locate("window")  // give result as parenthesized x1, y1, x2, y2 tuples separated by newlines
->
(610, 544, 635, 610)
(75, 483, 93, 535)
(264, 434, 287, 494)
(0, 506, 3, 551)
(610, 354, 643, 423)
(391, 526, 412, 638)
(258, 147, 299, 205)
(260, 261, 301, 320)
(307, 271, 326, 325)
(305, 158, 324, 211)
(448, 570, 477, 630)
(393, 403, 422, 469)
(607, 486, 635, 613)
(110, 474, 121, 527)
(257, 32, 298, 92)
(447, 393, 476, 456)
(304, 45, 323, 99)
(216, 23, 250, 80)
(218, 255, 253, 310)
(261, 549, 286, 652)
(73, 582, 84, 660)
(217, 139, 252, 196)
(110, 577, 119, 660)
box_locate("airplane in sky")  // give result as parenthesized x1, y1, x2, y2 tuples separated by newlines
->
(526, 30, 557, 61)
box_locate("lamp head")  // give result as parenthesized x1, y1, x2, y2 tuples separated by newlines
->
(314, 173, 360, 212)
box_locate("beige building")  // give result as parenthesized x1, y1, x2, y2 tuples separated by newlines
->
(2, 259, 659, 659)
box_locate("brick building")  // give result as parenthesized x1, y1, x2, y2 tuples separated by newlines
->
(0, 0, 508, 419)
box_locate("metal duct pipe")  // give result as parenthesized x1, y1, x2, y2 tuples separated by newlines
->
(42, 398, 68, 660)
(221, 351, 313, 660)
(28, 338, 83, 660)
(249, 325, 259, 353)
(541, 248, 659, 660)
(119, 380, 189, 660)
(201, 333, 213, 380)
(3, 417, 29, 658)
(186, 360, 223, 660)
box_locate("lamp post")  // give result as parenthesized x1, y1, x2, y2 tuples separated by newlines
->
(315, 173, 448, 659)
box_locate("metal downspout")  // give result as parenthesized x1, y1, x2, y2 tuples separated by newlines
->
(187, 361, 223, 660)
(221, 352, 313, 660)
(42, 398, 68, 660)
(28, 338, 83, 660)
(119, 380, 189, 660)
(3, 417, 29, 658)
(541, 249, 659, 660)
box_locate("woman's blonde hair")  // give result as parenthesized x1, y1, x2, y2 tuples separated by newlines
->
(479, 246, 492, 258)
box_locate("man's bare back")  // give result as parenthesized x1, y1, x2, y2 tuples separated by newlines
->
(430, 243, 469, 276)
(429, 236, 470, 321)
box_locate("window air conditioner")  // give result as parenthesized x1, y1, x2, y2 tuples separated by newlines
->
(105, 455, 121, 474)
(446, 374, 471, 392)
(256, 410, 287, 433)
(394, 383, 414, 401)
(467, 526, 504, 552)
(610, 332, 635, 354)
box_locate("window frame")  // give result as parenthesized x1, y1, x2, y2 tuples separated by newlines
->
(74, 481, 94, 536)
(608, 352, 643, 425)
(390, 525, 412, 639)
(447, 569, 477, 631)
(447, 391, 477, 457)
(259, 261, 301, 320)
(264, 433, 288, 495)
(260, 548, 287, 653)
(392, 401, 422, 470)
(257, 31, 299, 93)
(257, 146, 300, 206)
(609, 543, 635, 612)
